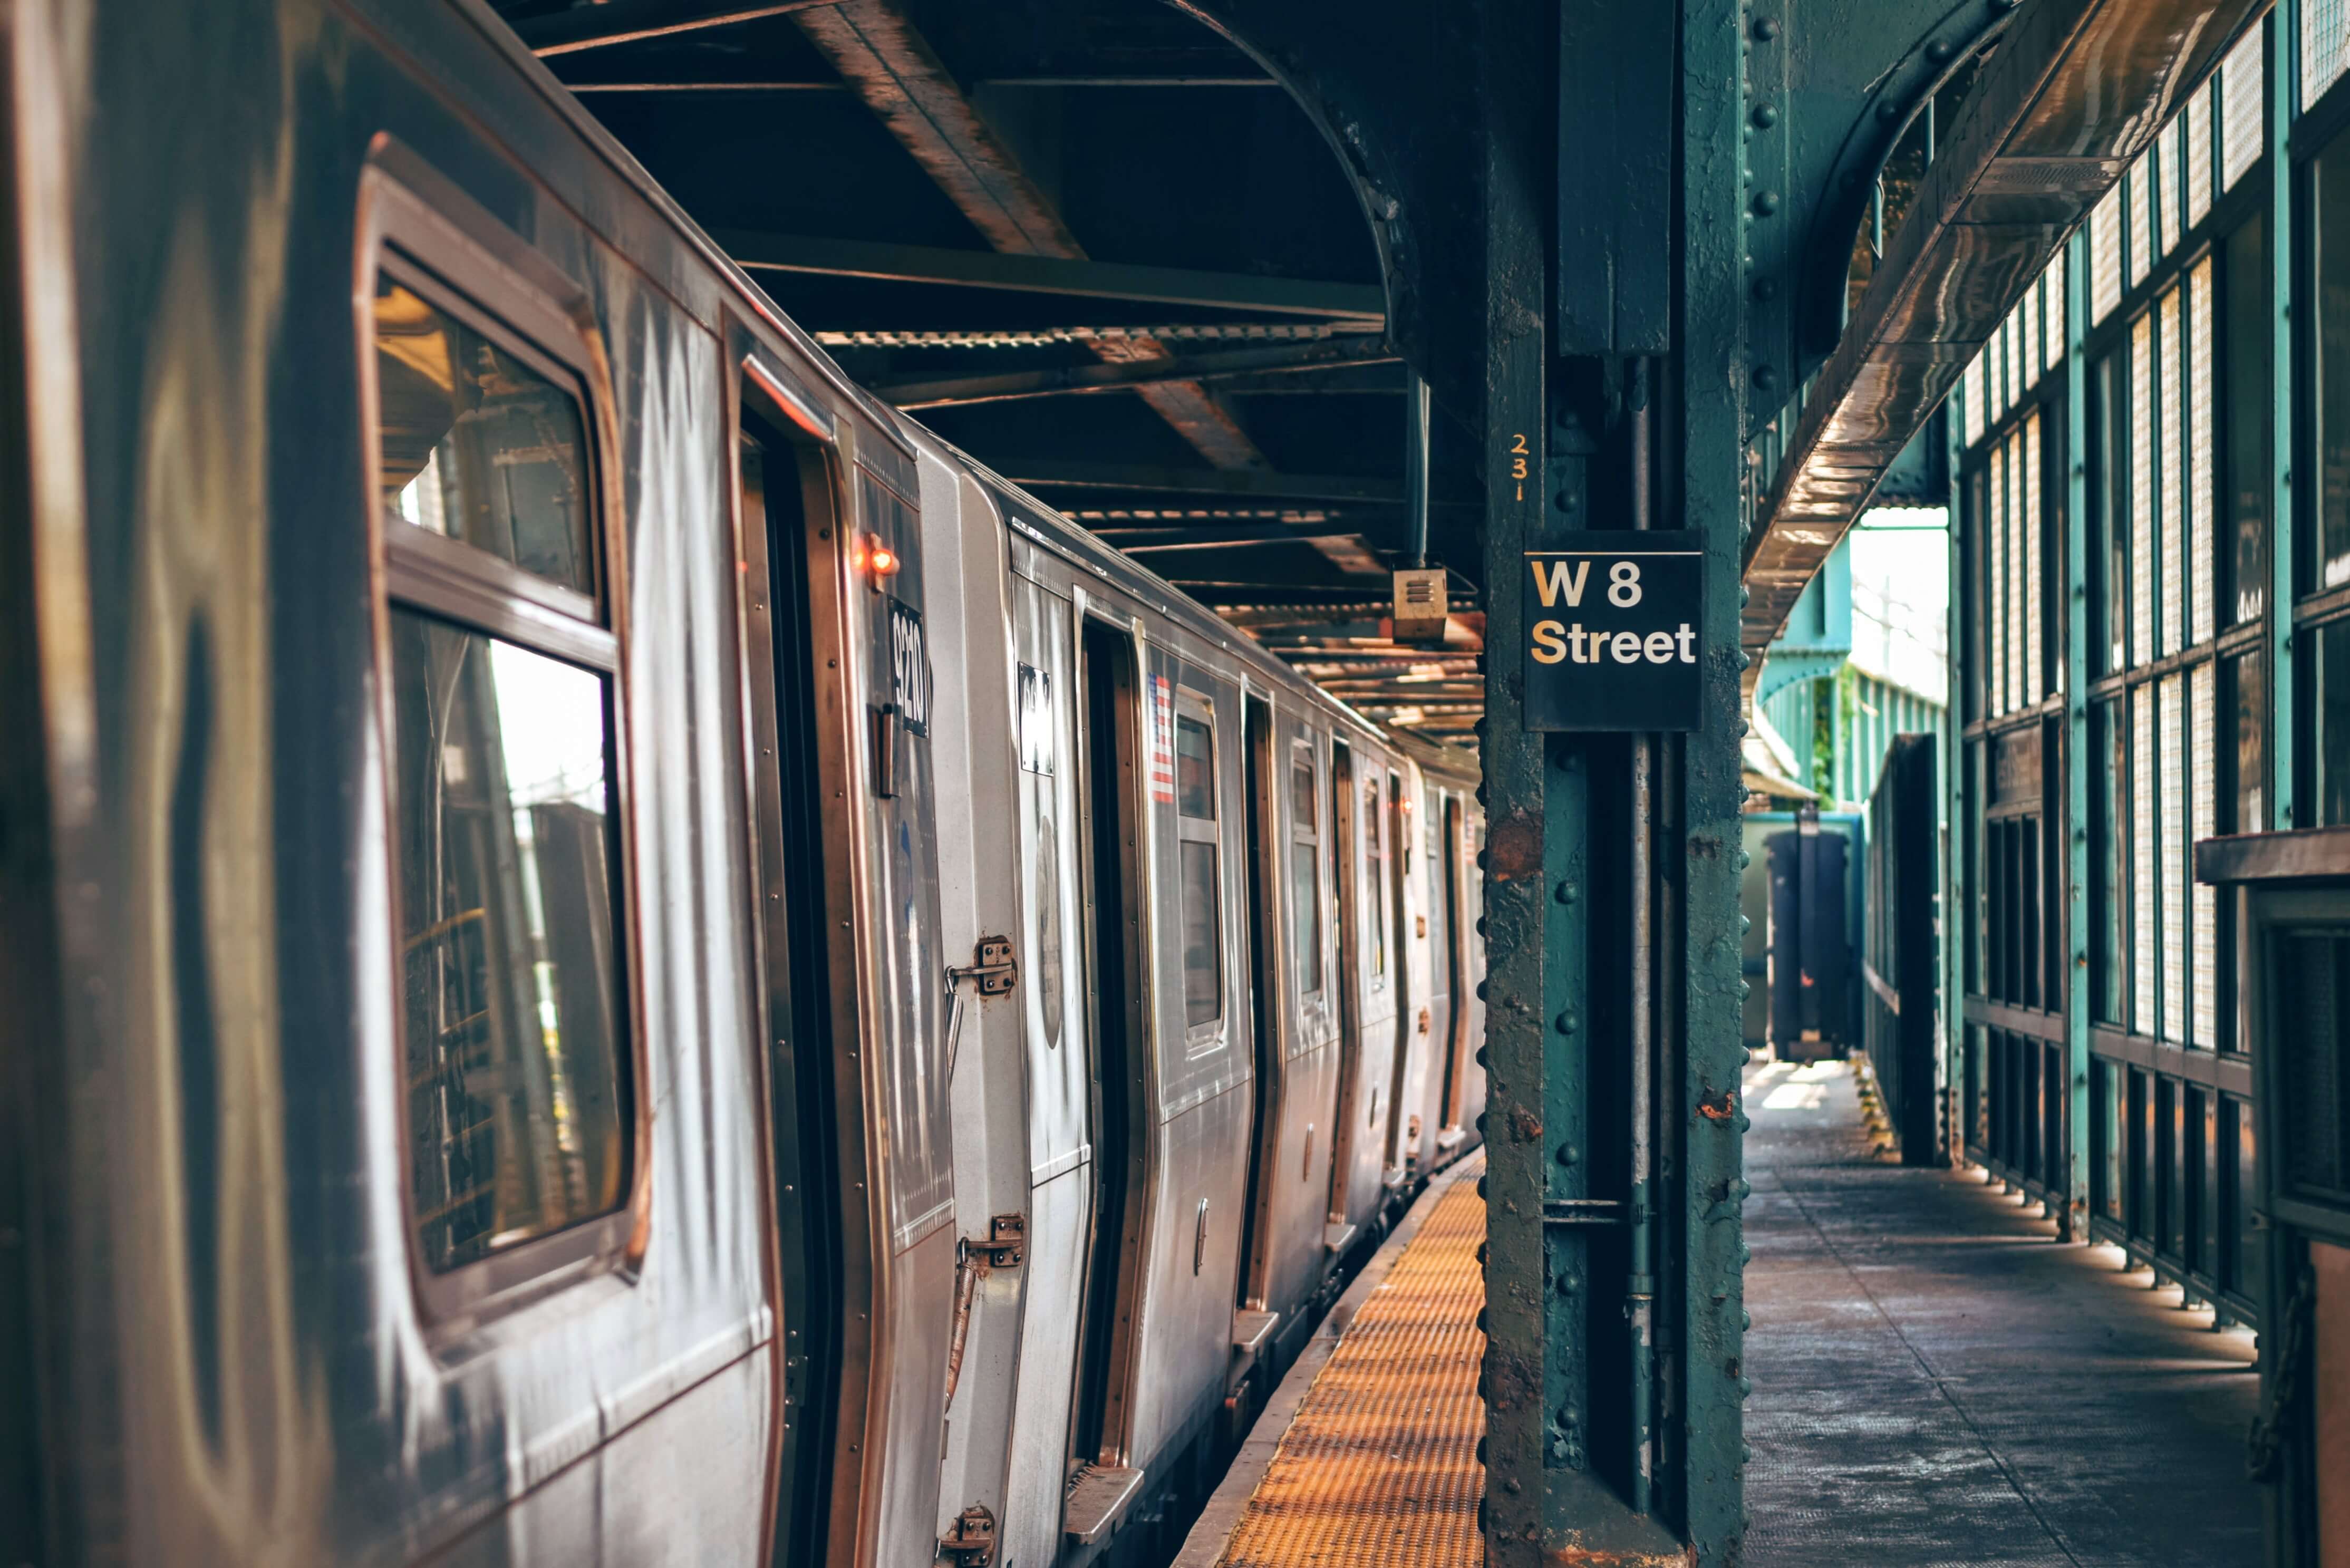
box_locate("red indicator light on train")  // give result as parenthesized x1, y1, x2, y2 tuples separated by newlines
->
(862, 533, 900, 585)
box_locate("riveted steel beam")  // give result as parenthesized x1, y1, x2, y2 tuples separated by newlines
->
(720, 231, 1388, 320)
(871, 336, 1399, 410)
(1742, 0, 2265, 666)
(792, 0, 1279, 471)
(516, 0, 832, 56)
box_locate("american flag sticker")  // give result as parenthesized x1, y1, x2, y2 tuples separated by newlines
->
(1147, 674, 1176, 804)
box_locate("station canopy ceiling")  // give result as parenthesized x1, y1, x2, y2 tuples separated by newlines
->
(492, 0, 1486, 743)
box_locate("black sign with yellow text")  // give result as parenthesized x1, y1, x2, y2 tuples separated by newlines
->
(1522, 532, 1705, 732)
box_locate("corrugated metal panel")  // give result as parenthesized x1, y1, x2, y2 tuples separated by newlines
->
(2133, 688, 2156, 1034)
(1990, 438, 2010, 715)
(2190, 257, 2216, 646)
(2160, 671, 2185, 1045)
(2092, 188, 2124, 324)
(2131, 314, 2154, 665)
(2191, 664, 2218, 1048)
(2306, 0, 2347, 111)
(2188, 83, 2214, 227)
(2046, 249, 2068, 372)
(2025, 412, 2045, 706)
(2159, 286, 2184, 657)
(2222, 25, 2263, 190)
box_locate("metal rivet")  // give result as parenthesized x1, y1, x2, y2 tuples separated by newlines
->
(1752, 15, 1780, 38)
(1751, 277, 1778, 302)
(1751, 189, 1780, 216)
(1751, 103, 1778, 129)
(1927, 38, 1955, 63)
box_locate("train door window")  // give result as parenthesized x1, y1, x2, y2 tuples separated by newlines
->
(1290, 741, 1322, 997)
(1176, 697, 1223, 1030)
(368, 241, 633, 1288)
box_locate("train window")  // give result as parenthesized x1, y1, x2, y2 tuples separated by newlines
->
(369, 244, 632, 1283)
(1175, 702, 1223, 1029)
(1177, 715, 1215, 819)
(1291, 743, 1322, 997)
(374, 276, 595, 599)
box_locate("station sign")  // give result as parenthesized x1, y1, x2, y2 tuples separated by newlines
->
(1521, 531, 1705, 732)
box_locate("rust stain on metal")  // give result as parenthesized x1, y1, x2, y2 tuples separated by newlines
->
(1697, 1089, 1737, 1122)
(1216, 1172, 1488, 1566)
(1507, 1105, 1543, 1144)
(1486, 809, 1543, 880)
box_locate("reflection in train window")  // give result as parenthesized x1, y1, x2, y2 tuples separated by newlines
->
(1181, 841, 1223, 1026)
(1291, 746, 1322, 997)
(1176, 700, 1222, 1029)
(371, 248, 632, 1282)
(1177, 715, 1215, 818)
(374, 275, 595, 599)
(391, 616, 627, 1270)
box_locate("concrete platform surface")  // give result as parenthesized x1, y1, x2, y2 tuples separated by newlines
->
(1742, 1059, 2263, 1567)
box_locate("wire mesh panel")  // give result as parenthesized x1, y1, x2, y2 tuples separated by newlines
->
(2307, 0, 2349, 111)
(2135, 691, 2158, 1035)
(2092, 187, 2124, 325)
(2162, 672, 2187, 1045)
(2191, 666, 2218, 1048)
(2025, 413, 2044, 706)
(2159, 286, 2185, 658)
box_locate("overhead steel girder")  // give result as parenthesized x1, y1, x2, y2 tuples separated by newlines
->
(1743, 0, 2266, 661)
(1742, 0, 2019, 425)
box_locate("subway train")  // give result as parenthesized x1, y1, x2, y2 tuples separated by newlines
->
(0, 2, 1487, 1565)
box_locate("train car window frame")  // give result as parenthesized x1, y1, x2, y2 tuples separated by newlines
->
(1174, 688, 1226, 1042)
(357, 165, 647, 1327)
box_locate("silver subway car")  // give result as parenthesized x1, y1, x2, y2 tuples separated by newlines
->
(0, 1, 1485, 1565)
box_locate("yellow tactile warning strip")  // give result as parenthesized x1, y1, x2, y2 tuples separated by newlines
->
(1218, 1168, 1488, 1566)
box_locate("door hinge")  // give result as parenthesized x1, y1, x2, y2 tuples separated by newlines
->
(949, 935, 1019, 996)
(979, 1212, 1024, 1268)
(938, 1504, 998, 1567)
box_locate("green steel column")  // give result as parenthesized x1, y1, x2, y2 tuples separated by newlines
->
(2273, 5, 2297, 828)
(2064, 231, 2092, 1240)
(1682, 0, 1751, 1555)
(1477, 0, 1551, 1552)
(1945, 370, 1966, 1163)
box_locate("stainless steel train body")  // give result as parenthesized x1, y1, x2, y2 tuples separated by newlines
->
(0, 1, 1485, 1564)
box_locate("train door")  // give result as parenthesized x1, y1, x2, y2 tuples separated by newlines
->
(1237, 695, 1280, 1311)
(1435, 796, 1469, 1141)
(1381, 768, 1416, 1180)
(1070, 615, 1150, 1502)
(737, 366, 954, 1568)
(1325, 743, 1366, 1248)
(733, 385, 840, 1564)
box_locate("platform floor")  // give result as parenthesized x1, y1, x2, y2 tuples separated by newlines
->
(1187, 1157, 1487, 1568)
(1744, 1058, 2264, 1567)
